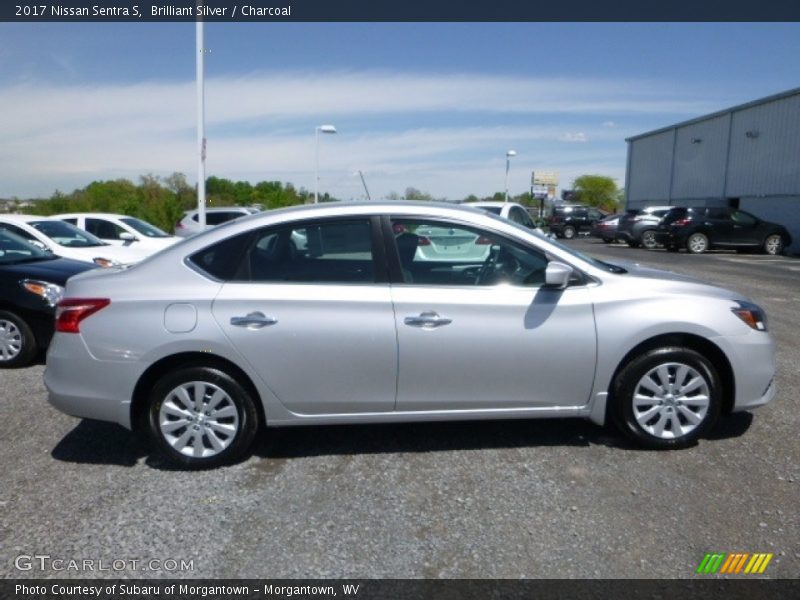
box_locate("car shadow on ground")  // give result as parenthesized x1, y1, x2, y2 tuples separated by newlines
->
(50, 412, 754, 469)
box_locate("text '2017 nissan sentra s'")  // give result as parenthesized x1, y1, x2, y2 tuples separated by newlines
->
(45, 202, 776, 468)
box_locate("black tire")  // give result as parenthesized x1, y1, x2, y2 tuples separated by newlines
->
(0, 310, 38, 369)
(611, 347, 721, 450)
(640, 229, 658, 250)
(147, 366, 259, 469)
(562, 225, 577, 239)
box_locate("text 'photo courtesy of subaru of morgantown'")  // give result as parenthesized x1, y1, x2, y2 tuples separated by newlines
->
(44, 202, 776, 468)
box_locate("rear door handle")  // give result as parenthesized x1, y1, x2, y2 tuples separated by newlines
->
(404, 311, 452, 329)
(230, 311, 278, 329)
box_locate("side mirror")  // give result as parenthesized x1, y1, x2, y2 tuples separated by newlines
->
(30, 239, 50, 252)
(119, 232, 136, 242)
(545, 261, 573, 289)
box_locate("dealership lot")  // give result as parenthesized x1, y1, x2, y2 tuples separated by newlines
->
(1, 240, 798, 579)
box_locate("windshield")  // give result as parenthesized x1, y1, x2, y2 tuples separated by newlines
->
(120, 217, 170, 238)
(0, 228, 54, 264)
(482, 211, 627, 274)
(30, 220, 107, 248)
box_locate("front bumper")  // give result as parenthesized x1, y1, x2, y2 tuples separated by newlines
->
(711, 329, 777, 412)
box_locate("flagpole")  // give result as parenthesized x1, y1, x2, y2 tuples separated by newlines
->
(196, 18, 206, 228)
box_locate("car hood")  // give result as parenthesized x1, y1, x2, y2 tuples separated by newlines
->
(607, 260, 742, 301)
(0, 257, 94, 285)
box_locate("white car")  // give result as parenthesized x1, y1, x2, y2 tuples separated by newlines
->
(465, 201, 541, 230)
(174, 206, 261, 237)
(0, 215, 150, 267)
(55, 213, 179, 253)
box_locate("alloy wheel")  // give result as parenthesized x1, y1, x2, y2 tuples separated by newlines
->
(632, 362, 710, 440)
(641, 230, 658, 249)
(158, 381, 241, 458)
(764, 234, 783, 256)
(0, 319, 22, 361)
(687, 233, 708, 254)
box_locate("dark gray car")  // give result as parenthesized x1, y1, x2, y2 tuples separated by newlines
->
(616, 206, 672, 249)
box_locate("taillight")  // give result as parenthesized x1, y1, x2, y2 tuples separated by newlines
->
(549, 216, 561, 223)
(672, 218, 690, 226)
(475, 236, 493, 245)
(55, 298, 110, 334)
(417, 236, 431, 247)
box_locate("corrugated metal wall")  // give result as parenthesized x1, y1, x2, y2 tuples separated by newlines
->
(627, 130, 673, 203)
(672, 115, 729, 199)
(727, 94, 800, 196)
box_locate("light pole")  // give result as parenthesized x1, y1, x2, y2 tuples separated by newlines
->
(314, 124, 337, 203)
(356, 170, 371, 201)
(196, 20, 206, 228)
(504, 150, 516, 202)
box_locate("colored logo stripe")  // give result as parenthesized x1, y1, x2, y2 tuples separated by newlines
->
(697, 552, 773, 574)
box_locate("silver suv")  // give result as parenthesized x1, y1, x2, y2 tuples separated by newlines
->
(45, 202, 776, 468)
(174, 206, 261, 237)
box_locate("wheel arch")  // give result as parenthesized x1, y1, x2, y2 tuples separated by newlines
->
(130, 351, 265, 432)
(606, 332, 735, 417)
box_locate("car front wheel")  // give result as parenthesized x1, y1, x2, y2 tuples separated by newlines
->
(148, 365, 259, 468)
(612, 347, 721, 449)
(686, 232, 709, 254)
(763, 234, 784, 256)
(0, 311, 37, 369)
(562, 225, 576, 239)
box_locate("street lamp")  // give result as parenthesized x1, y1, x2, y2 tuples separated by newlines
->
(504, 150, 517, 202)
(314, 124, 337, 203)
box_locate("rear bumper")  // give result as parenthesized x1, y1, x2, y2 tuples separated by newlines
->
(44, 333, 140, 429)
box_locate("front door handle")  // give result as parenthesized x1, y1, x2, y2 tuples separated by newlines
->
(230, 311, 278, 329)
(404, 311, 452, 329)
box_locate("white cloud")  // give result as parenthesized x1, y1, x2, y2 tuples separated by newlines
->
(558, 132, 588, 143)
(602, 121, 617, 127)
(0, 70, 708, 198)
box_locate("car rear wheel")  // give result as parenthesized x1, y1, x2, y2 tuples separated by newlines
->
(0, 311, 37, 369)
(612, 347, 721, 449)
(686, 232, 709, 254)
(763, 234, 784, 256)
(640, 230, 658, 249)
(148, 366, 259, 469)
(562, 225, 576, 239)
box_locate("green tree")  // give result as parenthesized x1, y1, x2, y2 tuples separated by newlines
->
(404, 187, 433, 201)
(572, 175, 619, 212)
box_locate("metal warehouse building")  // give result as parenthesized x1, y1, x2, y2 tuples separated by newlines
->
(624, 87, 800, 254)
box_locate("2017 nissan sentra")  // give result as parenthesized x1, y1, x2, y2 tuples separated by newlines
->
(45, 202, 776, 468)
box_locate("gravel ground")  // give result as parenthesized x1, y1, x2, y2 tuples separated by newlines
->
(1, 240, 798, 579)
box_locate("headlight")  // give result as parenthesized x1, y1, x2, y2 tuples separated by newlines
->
(92, 257, 120, 268)
(731, 300, 768, 331)
(21, 279, 64, 307)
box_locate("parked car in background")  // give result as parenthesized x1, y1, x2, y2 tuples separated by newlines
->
(0, 229, 93, 367)
(591, 213, 624, 243)
(0, 215, 151, 267)
(655, 207, 792, 255)
(465, 201, 540, 230)
(55, 213, 179, 253)
(174, 206, 261, 237)
(615, 206, 673, 249)
(549, 204, 606, 239)
(46, 201, 776, 468)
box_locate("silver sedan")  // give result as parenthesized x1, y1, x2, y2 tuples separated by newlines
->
(45, 202, 776, 468)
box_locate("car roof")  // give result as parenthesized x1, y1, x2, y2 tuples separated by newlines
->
(0, 214, 59, 223)
(54, 213, 132, 220)
(467, 201, 523, 208)
(183, 206, 256, 214)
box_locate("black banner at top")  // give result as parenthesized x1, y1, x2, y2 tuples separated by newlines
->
(3, 0, 800, 22)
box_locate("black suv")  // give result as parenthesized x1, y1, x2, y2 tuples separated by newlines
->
(655, 207, 791, 255)
(548, 205, 605, 239)
(616, 206, 673, 249)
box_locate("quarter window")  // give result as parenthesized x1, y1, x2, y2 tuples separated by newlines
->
(189, 219, 377, 284)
